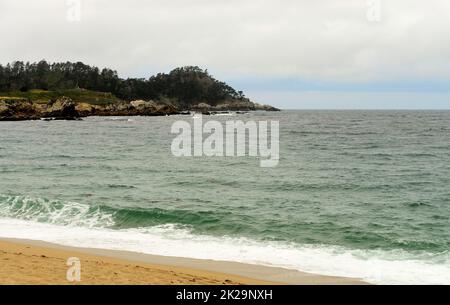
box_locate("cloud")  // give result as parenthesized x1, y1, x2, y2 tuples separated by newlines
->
(1, 0, 450, 111)
(1, 0, 449, 83)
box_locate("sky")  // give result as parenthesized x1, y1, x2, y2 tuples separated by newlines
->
(1, 0, 450, 109)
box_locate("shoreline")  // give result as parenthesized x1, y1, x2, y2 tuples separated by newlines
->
(0, 238, 366, 285)
(0, 109, 279, 122)
(0, 95, 280, 122)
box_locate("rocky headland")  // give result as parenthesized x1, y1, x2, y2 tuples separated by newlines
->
(0, 97, 279, 121)
(0, 62, 279, 121)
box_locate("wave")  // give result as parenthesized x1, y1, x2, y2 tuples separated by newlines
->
(0, 195, 449, 284)
(0, 217, 448, 285)
(0, 195, 228, 230)
(0, 195, 115, 228)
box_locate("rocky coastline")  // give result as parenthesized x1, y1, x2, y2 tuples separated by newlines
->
(0, 97, 279, 121)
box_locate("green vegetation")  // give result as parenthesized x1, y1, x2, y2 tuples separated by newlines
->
(0, 61, 249, 108)
(0, 89, 121, 105)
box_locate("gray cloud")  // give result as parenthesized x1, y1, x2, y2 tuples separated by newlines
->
(1, 0, 450, 83)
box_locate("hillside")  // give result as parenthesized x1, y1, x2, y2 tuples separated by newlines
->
(0, 61, 278, 112)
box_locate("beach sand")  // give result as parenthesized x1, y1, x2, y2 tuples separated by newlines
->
(0, 239, 366, 285)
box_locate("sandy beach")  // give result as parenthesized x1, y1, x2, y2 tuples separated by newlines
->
(0, 238, 366, 285)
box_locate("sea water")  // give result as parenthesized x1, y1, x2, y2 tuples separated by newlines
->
(0, 111, 449, 284)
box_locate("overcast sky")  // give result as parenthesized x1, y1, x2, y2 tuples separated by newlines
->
(1, 0, 450, 109)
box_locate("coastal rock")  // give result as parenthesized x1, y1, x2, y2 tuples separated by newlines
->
(188, 99, 280, 113)
(254, 103, 281, 112)
(129, 100, 158, 115)
(128, 100, 179, 116)
(0, 99, 41, 121)
(154, 104, 179, 116)
(194, 103, 212, 110)
(75, 103, 96, 116)
(0, 101, 9, 116)
(192, 103, 212, 115)
(44, 97, 81, 119)
(87, 100, 179, 117)
(190, 100, 253, 112)
(130, 100, 156, 109)
(1, 96, 274, 121)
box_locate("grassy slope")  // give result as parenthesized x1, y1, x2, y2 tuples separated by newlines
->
(0, 89, 122, 105)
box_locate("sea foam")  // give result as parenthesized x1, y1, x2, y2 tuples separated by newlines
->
(0, 216, 448, 285)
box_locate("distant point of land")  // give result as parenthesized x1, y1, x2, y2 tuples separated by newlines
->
(0, 61, 279, 120)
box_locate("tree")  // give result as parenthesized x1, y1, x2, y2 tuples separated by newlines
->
(0, 62, 248, 108)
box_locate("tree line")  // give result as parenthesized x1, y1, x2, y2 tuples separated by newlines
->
(0, 61, 246, 106)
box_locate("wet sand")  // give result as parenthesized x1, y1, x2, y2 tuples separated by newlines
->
(0, 238, 366, 285)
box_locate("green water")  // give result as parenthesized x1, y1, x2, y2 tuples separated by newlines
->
(1, 111, 449, 284)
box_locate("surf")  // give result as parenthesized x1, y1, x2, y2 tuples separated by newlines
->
(0, 196, 449, 285)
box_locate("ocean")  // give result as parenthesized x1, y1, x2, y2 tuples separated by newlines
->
(0, 110, 449, 284)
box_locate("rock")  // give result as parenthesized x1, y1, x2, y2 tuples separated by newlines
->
(130, 100, 146, 108)
(0, 99, 41, 121)
(213, 99, 257, 111)
(88, 100, 180, 117)
(44, 97, 81, 119)
(130, 100, 156, 109)
(129, 100, 157, 115)
(1, 96, 276, 121)
(194, 103, 212, 109)
(192, 103, 212, 115)
(204, 100, 280, 112)
(154, 104, 180, 116)
(75, 103, 95, 116)
(254, 103, 281, 111)
(0, 101, 9, 116)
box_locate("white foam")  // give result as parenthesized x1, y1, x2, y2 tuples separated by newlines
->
(0, 195, 115, 228)
(0, 217, 448, 285)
